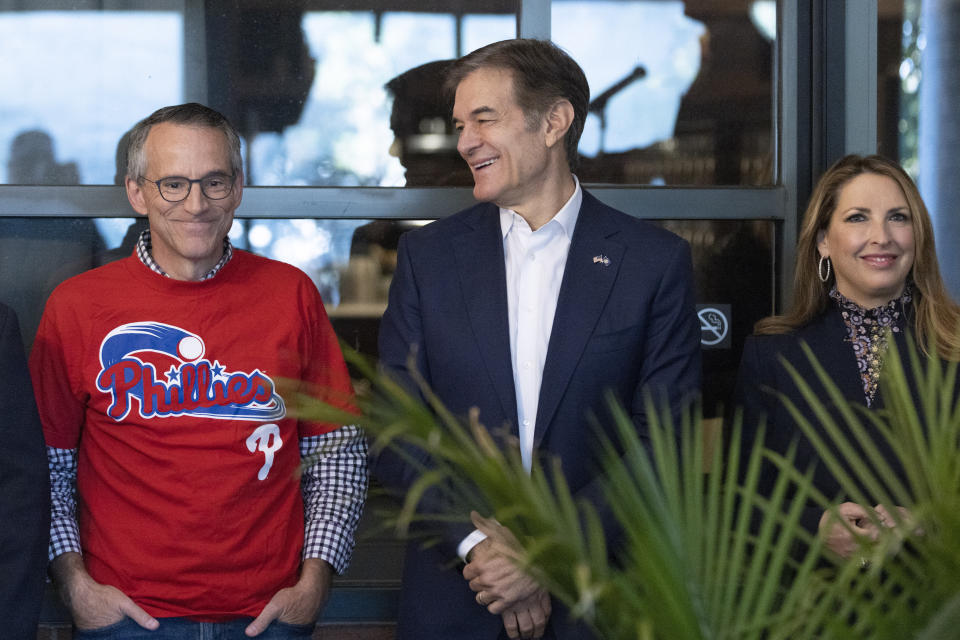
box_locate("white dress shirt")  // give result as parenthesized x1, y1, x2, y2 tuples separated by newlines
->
(458, 176, 582, 560)
(502, 179, 582, 471)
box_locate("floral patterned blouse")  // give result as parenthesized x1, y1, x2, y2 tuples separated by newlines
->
(830, 286, 912, 407)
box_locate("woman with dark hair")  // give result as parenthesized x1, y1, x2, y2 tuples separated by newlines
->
(734, 154, 960, 558)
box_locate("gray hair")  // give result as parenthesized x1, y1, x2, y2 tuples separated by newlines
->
(126, 103, 242, 180)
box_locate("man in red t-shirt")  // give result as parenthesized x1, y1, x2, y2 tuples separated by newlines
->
(30, 103, 367, 638)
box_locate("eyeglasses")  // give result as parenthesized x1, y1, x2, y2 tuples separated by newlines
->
(140, 173, 236, 203)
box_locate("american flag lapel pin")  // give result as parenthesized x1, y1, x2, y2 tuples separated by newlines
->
(592, 254, 610, 266)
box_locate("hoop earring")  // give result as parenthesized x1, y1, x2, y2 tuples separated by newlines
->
(818, 256, 831, 283)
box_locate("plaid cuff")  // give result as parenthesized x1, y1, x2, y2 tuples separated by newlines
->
(47, 446, 81, 561)
(300, 424, 368, 574)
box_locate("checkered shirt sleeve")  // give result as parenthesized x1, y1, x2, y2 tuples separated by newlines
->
(47, 446, 81, 561)
(299, 424, 368, 574)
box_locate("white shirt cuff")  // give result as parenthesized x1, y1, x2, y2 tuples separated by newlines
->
(457, 529, 488, 563)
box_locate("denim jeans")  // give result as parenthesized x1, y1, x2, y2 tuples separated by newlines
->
(72, 617, 315, 639)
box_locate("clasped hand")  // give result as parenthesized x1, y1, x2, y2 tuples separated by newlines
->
(818, 502, 916, 559)
(463, 511, 551, 639)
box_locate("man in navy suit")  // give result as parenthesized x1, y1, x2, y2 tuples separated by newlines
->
(376, 39, 701, 639)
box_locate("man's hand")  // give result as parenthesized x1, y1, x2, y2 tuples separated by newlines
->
(463, 512, 540, 614)
(51, 552, 158, 631)
(873, 504, 919, 531)
(501, 588, 551, 639)
(245, 558, 332, 637)
(818, 502, 881, 558)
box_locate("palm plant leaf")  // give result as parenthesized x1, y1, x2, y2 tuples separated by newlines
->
(301, 335, 960, 639)
(301, 347, 838, 639)
(767, 334, 960, 638)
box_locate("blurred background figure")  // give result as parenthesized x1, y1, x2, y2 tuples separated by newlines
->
(7, 129, 79, 185)
(384, 59, 472, 187)
(1, 130, 104, 344)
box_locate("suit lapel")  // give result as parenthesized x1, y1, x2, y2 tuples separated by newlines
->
(535, 194, 624, 443)
(799, 308, 868, 404)
(452, 206, 519, 430)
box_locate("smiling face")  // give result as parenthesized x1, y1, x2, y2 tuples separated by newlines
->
(125, 122, 242, 281)
(452, 67, 558, 216)
(818, 172, 915, 308)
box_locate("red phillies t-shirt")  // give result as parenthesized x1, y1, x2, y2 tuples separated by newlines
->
(31, 250, 354, 620)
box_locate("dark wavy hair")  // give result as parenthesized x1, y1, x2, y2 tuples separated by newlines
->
(444, 39, 589, 171)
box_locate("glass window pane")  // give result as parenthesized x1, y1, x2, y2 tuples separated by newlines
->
(553, 0, 775, 185)
(663, 219, 774, 417)
(0, 2, 518, 188)
(254, 8, 516, 188)
(0, 2, 781, 189)
(1, 8, 183, 185)
(463, 13, 516, 54)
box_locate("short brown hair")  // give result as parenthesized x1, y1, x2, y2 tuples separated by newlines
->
(445, 39, 589, 171)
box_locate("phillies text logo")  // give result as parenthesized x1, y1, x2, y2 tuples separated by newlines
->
(96, 322, 285, 422)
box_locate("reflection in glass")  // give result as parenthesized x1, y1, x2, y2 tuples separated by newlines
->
(0, 3, 517, 187)
(7, 130, 80, 185)
(462, 13, 518, 56)
(555, 0, 774, 186)
(249, 11, 401, 187)
(0, 1, 774, 188)
(0, 10, 182, 184)
(660, 219, 774, 416)
(557, 3, 704, 156)
(0, 218, 111, 345)
(238, 219, 371, 306)
(385, 60, 474, 187)
(250, 9, 516, 187)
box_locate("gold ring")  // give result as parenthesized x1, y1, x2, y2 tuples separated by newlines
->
(476, 592, 486, 606)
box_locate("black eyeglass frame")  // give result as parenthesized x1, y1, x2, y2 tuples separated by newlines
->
(139, 173, 237, 203)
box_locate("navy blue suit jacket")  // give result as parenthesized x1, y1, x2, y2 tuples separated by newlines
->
(0, 303, 50, 639)
(733, 304, 927, 532)
(375, 190, 701, 639)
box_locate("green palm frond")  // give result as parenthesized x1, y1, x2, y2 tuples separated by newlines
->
(302, 349, 831, 639)
(301, 335, 960, 639)
(769, 334, 960, 638)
